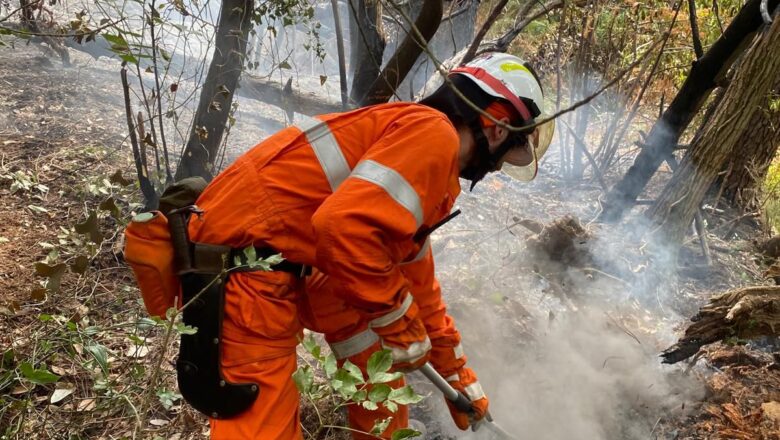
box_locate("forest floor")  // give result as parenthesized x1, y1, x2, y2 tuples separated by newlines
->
(1, 44, 779, 440)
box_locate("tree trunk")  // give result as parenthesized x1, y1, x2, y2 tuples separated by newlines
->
(348, 0, 386, 105)
(646, 16, 780, 247)
(175, 0, 253, 181)
(360, 0, 443, 105)
(713, 73, 780, 208)
(599, 0, 780, 222)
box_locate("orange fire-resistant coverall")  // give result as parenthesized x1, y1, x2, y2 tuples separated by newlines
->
(187, 102, 471, 439)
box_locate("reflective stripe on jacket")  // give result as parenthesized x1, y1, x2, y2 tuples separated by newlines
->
(188, 103, 462, 322)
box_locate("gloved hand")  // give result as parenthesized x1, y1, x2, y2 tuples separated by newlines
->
(370, 293, 431, 371)
(445, 366, 489, 430)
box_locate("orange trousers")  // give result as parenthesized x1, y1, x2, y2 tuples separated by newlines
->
(209, 270, 408, 440)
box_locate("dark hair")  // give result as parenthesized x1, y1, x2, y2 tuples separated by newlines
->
(419, 75, 496, 129)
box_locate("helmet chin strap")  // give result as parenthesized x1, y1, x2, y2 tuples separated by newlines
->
(460, 121, 526, 191)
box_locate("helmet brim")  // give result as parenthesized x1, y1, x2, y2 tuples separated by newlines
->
(501, 117, 555, 181)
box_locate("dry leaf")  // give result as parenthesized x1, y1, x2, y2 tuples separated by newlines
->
(50, 387, 74, 404)
(77, 398, 96, 411)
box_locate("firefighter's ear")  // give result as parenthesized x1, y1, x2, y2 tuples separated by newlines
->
(485, 117, 511, 150)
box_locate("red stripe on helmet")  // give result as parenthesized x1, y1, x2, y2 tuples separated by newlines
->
(450, 66, 533, 121)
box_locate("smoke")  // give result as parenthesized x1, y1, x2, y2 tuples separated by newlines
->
(411, 170, 705, 439)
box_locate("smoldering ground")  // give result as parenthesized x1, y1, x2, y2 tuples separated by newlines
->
(409, 171, 705, 439)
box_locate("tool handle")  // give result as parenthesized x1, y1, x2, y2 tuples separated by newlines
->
(419, 363, 474, 413)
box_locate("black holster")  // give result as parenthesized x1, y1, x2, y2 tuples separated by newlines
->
(176, 253, 259, 419)
(160, 179, 259, 419)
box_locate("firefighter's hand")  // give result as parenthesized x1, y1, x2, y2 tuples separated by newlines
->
(370, 294, 431, 371)
(445, 366, 489, 430)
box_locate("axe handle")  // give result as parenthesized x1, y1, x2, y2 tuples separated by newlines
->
(419, 363, 474, 413)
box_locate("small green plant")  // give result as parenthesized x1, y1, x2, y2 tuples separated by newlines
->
(0, 169, 48, 196)
(294, 336, 422, 439)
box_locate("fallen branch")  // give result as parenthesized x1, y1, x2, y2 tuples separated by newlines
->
(661, 285, 780, 363)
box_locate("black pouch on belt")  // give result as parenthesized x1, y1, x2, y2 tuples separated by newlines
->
(159, 178, 259, 419)
(175, 245, 259, 419)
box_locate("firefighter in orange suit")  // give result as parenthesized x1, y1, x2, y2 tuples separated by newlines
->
(186, 53, 554, 439)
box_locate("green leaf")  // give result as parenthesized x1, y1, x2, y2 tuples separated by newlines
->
(368, 383, 391, 403)
(342, 360, 364, 383)
(371, 417, 392, 435)
(352, 389, 367, 402)
(302, 335, 318, 355)
(175, 323, 197, 335)
(104, 33, 129, 50)
(292, 366, 314, 394)
(19, 362, 59, 385)
(362, 400, 378, 411)
(323, 354, 337, 378)
(391, 428, 422, 440)
(385, 400, 398, 413)
(370, 371, 403, 384)
(388, 386, 422, 405)
(263, 253, 284, 266)
(84, 343, 109, 374)
(1, 348, 15, 370)
(278, 60, 291, 69)
(156, 388, 182, 410)
(120, 53, 140, 65)
(367, 349, 392, 383)
(242, 246, 257, 267)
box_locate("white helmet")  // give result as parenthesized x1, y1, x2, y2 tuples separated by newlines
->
(450, 53, 555, 181)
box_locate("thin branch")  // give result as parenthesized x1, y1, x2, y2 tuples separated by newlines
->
(461, 0, 510, 64)
(0, 17, 124, 37)
(148, 1, 173, 183)
(560, 120, 608, 192)
(493, 0, 565, 52)
(688, 0, 704, 58)
(331, 0, 349, 110)
(385, 0, 668, 133)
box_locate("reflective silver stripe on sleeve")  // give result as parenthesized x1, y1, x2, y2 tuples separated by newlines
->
(445, 373, 460, 382)
(296, 116, 351, 191)
(329, 329, 379, 360)
(453, 343, 465, 359)
(401, 238, 430, 265)
(382, 336, 431, 364)
(464, 381, 486, 401)
(369, 293, 413, 328)
(351, 160, 424, 227)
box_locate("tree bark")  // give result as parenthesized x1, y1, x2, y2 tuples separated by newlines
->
(175, 0, 253, 181)
(599, 0, 780, 223)
(646, 16, 780, 247)
(348, 0, 386, 105)
(360, 0, 443, 105)
(661, 286, 780, 364)
(712, 73, 780, 208)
